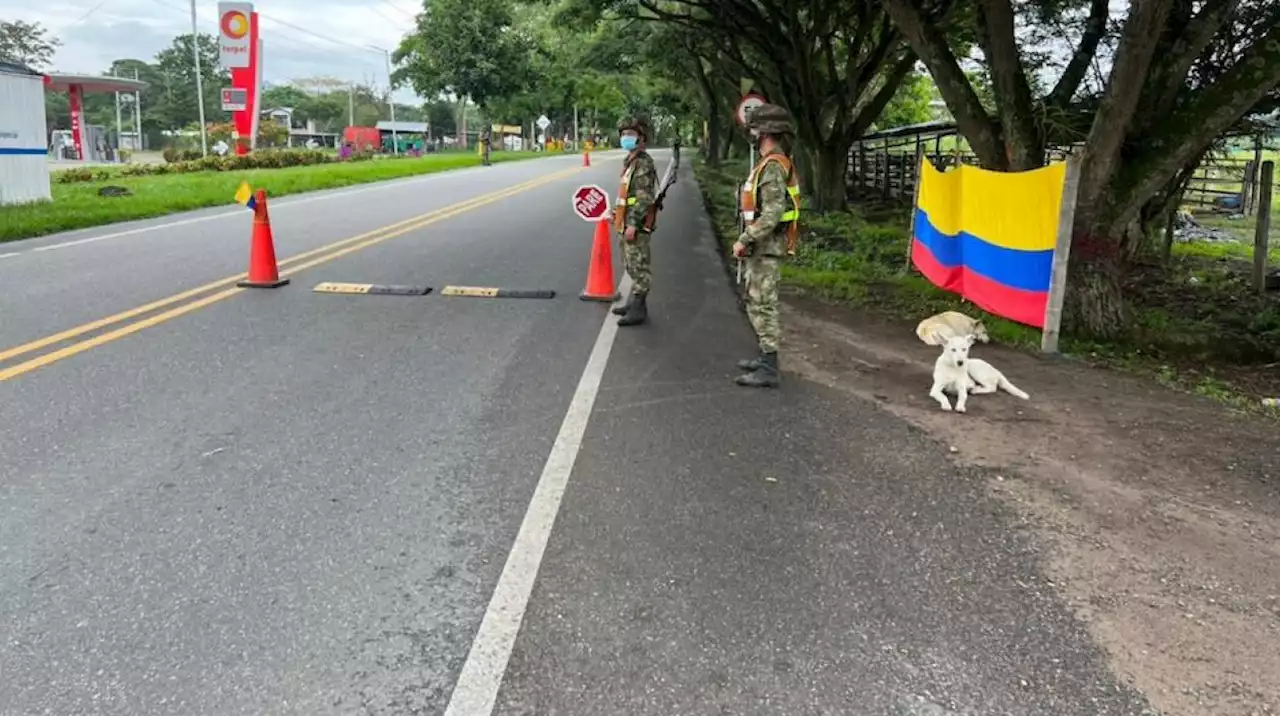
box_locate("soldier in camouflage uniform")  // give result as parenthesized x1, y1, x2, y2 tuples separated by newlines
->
(612, 116, 659, 326)
(479, 128, 492, 166)
(733, 103, 800, 388)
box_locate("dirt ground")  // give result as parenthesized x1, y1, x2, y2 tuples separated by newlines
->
(783, 293, 1280, 716)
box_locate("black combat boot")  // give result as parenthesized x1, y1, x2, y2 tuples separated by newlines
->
(734, 351, 779, 388)
(617, 293, 648, 326)
(736, 352, 767, 371)
(611, 292, 634, 316)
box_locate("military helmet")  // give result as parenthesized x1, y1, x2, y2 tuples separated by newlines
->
(745, 103, 793, 136)
(617, 115, 650, 140)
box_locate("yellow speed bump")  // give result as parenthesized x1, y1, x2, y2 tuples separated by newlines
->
(313, 282, 432, 296)
(440, 286, 555, 299)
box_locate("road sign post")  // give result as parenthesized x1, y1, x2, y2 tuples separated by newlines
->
(572, 185, 610, 222)
(735, 93, 766, 126)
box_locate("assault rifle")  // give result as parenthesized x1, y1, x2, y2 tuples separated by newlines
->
(642, 140, 681, 231)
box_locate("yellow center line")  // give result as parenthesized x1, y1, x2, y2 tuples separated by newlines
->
(0, 166, 582, 366)
(0, 164, 588, 382)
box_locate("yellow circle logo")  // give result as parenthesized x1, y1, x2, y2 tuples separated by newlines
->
(221, 10, 249, 39)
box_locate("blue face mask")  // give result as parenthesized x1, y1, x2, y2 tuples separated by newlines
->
(620, 135, 638, 152)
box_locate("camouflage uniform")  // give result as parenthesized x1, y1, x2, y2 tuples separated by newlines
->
(613, 116, 658, 326)
(735, 103, 798, 388)
(479, 129, 492, 166)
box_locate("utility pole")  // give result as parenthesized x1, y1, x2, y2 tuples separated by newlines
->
(367, 46, 398, 154)
(189, 0, 208, 156)
(573, 103, 579, 151)
(113, 68, 123, 162)
(348, 83, 355, 127)
(133, 68, 143, 151)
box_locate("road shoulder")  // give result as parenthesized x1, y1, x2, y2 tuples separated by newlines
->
(785, 294, 1280, 716)
(487, 167, 1154, 715)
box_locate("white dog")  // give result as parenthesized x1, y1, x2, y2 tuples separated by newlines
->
(916, 310, 990, 346)
(929, 333, 1029, 412)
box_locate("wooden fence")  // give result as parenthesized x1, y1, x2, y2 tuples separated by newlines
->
(1183, 157, 1274, 215)
(846, 123, 1071, 203)
(846, 124, 1276, 216)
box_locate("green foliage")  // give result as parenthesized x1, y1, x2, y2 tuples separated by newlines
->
(873, 71, 936, 130)
(394, 0, 534, 107)
(150, 34, 231, 132)
(0, 19, 60, 68)
(257, 81, 395, 134)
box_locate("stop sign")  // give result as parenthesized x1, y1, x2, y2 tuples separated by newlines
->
(572, 184, 610, 222)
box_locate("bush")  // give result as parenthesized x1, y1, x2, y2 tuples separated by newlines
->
(163, 147, 203, 163)
(56, 149, 341, 184)
(53, 167, 111, 184)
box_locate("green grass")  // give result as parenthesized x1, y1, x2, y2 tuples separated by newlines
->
(2, 150, 545, 242)
(694, 155, 1280, 410)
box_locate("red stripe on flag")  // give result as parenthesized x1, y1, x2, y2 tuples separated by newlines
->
(911, 238, 1048, 328)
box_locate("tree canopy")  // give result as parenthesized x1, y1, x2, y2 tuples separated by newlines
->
(391, 0, 1278, 334)
(0, 20, 61, 69)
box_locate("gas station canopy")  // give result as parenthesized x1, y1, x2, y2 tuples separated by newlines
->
(42, 73, 151, 163)
(43, 73, 148, 94)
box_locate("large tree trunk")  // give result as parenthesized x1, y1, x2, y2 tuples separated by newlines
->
(704, 119, 722, 167)
(881, 0, 1006, 168)
(688, 52, 722, 167)
(807, 146, 848, 214)
(1063, 250, 1129, 339)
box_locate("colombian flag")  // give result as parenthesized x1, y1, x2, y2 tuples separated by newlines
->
(910, 159, 1068, 328)
(234, 181, 257, 211)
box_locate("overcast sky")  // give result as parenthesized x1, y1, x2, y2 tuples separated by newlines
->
(14, 0, 423, 104)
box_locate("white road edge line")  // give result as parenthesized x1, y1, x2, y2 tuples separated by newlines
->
(21, 154, 598, 254)
(443, 276, 631, 716)
(0, 252, 19, 259)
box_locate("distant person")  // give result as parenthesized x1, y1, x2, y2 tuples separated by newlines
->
(611, 116, 658, 327)
(479, 128, 492, 166)
(732, 103, 801, 389)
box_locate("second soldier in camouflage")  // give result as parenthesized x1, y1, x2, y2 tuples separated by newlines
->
(612, 116, 658, 327)
(732, 103, 801, 388)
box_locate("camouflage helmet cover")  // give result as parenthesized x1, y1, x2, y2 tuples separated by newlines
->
(616, 115, 650, 139)
(745, 103, 793, 136)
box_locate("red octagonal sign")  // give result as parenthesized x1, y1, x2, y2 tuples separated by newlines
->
(572, 184, 610, 222)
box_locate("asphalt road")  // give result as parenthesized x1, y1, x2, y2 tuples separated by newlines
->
(0, 151, 1153, 715)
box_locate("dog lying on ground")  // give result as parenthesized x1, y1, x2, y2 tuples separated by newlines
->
(916, 310, 990, 346)
(929, 333, 1030, 412)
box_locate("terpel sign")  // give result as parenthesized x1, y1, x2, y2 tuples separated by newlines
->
(218, 2, 253, 69)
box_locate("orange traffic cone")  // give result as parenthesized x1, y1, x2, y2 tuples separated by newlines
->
(582, 150, 590, 167)
(579, 218, 620, 302)
(237, 189, 290, 289)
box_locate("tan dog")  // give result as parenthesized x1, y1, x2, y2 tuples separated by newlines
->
(916, 310, 989, 346)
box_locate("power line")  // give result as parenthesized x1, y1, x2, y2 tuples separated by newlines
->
(380, 1, 416, 19)
(144, 0, 384, 60)
(50, 0, 115, 40)
(143, 0, 380, 72)
(370, 4, 403, 26)
(257, 13, 387, 58)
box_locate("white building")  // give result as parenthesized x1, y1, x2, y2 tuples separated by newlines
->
(0, 61, 51, 206)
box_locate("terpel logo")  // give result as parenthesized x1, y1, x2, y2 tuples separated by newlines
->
(220, 10, 249, 39)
